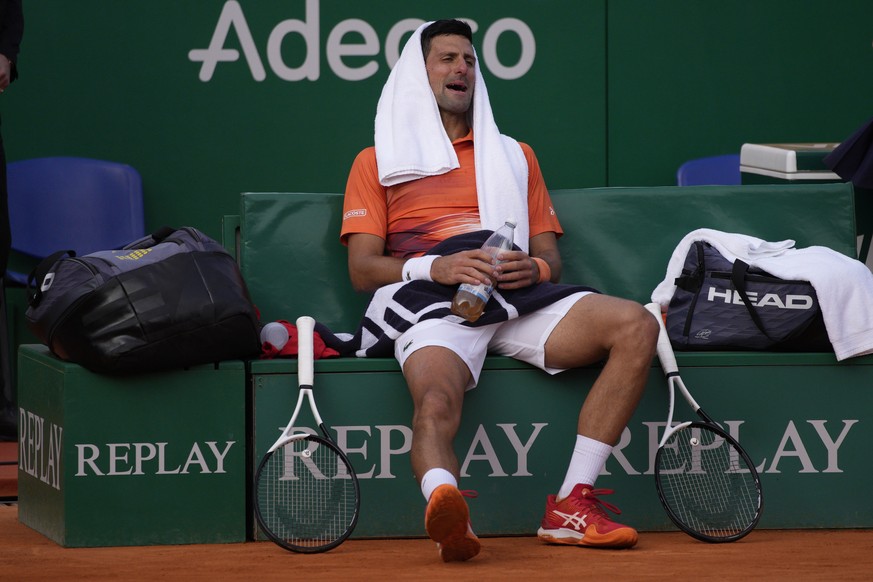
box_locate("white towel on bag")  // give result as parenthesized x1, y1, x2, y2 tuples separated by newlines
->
(651, 228, 873, 361)
(373, 21, 530, 250)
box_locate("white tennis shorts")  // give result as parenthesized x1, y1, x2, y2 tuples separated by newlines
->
(394, 291, 593, 389)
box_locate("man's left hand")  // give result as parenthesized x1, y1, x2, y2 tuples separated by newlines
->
(494, 250, 538, 289)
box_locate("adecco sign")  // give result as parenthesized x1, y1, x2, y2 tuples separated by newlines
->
(189, 0, 536, 82)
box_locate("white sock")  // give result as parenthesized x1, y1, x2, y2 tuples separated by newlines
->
(557, 435, 612, 500)
(420, 468, 457, 502)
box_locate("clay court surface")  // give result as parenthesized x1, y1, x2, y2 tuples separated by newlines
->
(1, 503, 871, 581)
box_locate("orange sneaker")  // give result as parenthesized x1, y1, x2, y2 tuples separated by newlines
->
(537, 483, 638, 548)
(424, 484, 481, 562)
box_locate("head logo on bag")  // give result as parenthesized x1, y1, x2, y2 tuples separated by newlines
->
(705, 287, 816, 310)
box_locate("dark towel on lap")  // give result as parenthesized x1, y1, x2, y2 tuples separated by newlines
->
(318, 231, 598, 358)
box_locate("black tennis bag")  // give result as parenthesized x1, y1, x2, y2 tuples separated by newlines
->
(25, 226, 262, 374)
(666, 241, 831, 351)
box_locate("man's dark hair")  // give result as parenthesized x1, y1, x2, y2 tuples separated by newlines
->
(420, 19, 473, 59)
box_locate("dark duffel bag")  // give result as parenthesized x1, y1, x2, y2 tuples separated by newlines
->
(25, 226, 261, 374)
(666, 241, 831, 352)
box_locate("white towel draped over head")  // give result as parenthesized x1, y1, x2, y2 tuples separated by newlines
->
(374, 21, 530, 251)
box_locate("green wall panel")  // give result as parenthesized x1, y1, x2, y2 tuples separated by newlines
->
(251, 354, 873, 537)
(4, 1, 870, 242)
(3, 1, 604, 240)
(607, 0, 873, 185)
(17, 346, 247, 547)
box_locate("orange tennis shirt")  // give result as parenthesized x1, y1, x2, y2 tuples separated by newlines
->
(341, 131, 563, 258)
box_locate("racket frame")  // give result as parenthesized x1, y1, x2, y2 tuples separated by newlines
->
(644, 302, 763, 543)
(267, 387, 326, 452)
(253, 315, 360, 553)
(654, 420, 762, 543)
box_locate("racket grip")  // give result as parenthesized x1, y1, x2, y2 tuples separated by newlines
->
(644, 302, 679, 376)
(296, 315, 315, 386)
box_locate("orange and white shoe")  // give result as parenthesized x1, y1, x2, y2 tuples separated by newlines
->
(424, 484, 481, 562)
(537, 483, 638, 548)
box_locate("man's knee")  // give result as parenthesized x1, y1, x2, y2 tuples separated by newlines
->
(572, 296, 658, 361)
(404, 347, 471, 412)
(407, 377, 468, 441)
(612, 300, 660, 355)
(414, 386, 463, 421)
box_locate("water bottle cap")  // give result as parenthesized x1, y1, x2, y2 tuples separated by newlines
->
(505, 217, 517, 227)
(260, 322, 290, 349)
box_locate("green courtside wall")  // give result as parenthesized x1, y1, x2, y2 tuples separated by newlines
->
(238, 183, 855, 331)
(16, 351, 247, 547)
(4, 1, 872, 240)
(248, 354, 873, 538)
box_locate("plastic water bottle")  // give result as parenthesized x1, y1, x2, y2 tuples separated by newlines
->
(451, 219, 517, 322)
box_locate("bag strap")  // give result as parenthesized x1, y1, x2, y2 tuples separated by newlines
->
(150, 226, 177, 243)
(27, 250, 75, 308)
(122, 226, 179, 251)
(730, 258, 778, 341)
(674, 241, 706, 291)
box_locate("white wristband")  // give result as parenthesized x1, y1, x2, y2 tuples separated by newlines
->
(402, 255, 436, 282)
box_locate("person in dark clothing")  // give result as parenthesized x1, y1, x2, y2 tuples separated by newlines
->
(0, 0, 24, 439)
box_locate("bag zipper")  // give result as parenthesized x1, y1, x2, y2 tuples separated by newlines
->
(711, 271, 811, 285)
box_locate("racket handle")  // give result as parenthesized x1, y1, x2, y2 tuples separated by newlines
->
(296, 315, 315, 387)
(644, 302, 679, 376)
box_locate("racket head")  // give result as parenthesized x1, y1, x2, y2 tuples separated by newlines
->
(254, 434, 360, 553)
(655, 421, 763, 543)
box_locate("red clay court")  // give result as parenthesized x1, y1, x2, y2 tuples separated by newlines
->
(3, 441, 872, 580)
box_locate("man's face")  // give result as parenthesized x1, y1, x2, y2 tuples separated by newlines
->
(424, 34, 476, 117)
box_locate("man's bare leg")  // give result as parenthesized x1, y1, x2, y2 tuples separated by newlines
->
(536, 294, 658, 549)
(402, 346, 480, 561)
(545, 294, 658, 444)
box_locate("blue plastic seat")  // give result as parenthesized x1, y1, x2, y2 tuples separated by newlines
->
(676, 154, 742, 186)
(5, 156, 146, 285)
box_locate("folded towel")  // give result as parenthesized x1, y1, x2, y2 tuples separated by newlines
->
(754, 246, 873, 360)
(652, 228, 873, 361)
(652, 229, 793, 303)
(746, 239, 796, 257)
(374, 21, 530, 250)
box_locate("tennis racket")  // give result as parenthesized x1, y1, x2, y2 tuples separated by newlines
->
(644, 302, 763, 543)
(254, 315, 360, 553)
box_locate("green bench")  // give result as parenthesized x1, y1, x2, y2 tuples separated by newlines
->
(15, 182, 871, 547)
(233, 182, 873, 538)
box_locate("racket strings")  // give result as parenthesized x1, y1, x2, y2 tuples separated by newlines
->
(256, 437, 358, 550)
(658, 426, 761, 541)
